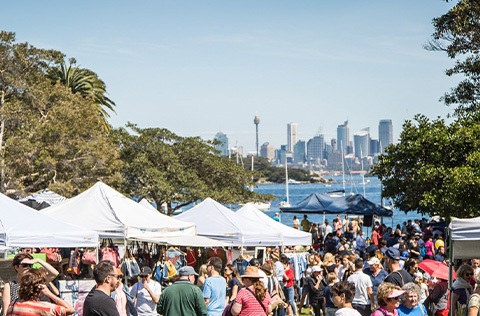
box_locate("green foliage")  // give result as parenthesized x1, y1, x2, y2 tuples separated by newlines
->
(48, 58, 115, 131)
(427, 0, 480, 118)
(0, 31, 121, 195)
(372, 114, 480, 219)
(113, 124, 272, 214)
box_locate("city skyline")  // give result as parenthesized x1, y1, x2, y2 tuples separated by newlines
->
(219, 118, 394, 161)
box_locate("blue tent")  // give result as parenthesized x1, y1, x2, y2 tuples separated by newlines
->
(280, 193, 393, 217)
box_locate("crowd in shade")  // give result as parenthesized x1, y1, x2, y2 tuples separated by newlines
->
(2, 214, 480, 316)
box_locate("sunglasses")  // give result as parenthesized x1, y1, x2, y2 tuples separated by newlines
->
(466, 273, 474, 277)
(389, 297, 401, 301)
(20, 263, 32, 268)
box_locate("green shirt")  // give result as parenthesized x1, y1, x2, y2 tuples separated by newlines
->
(157, 280, 207, 316)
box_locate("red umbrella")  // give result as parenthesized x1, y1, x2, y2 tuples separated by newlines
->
(418, 259, 455, 281)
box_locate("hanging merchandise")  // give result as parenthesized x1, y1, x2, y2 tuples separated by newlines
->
(100, 239, 121, 267)
(186, 248, 197, 267)
(67, 249, 81, 276)
(120, 248, 141, 277)
(81, 248, 97, 265)
(41, 248, 62, 264)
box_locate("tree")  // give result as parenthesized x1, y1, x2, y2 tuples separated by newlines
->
(48, 58, 116, 131)
(372, 114, 480, 220)
(114, 124, 272, 214)
(426, 0, 480, 118)
(0, 31, 121, 196)
(0, 31, 63, 193)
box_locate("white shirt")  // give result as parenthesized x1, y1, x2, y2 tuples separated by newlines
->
(347, 271, 373, 305)
(130, 279, 162, 316)
(335, 307, 362, 316)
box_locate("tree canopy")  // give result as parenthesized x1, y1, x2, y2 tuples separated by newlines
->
(113, 124, 271, 215)
(374, 1, 480, 220)
(0, 31, 120, 196)
(372, 115, 480, 219)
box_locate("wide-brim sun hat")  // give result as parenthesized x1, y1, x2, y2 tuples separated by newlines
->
(240, 266, 262, 279)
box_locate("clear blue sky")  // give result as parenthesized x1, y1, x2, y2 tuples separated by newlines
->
(4, 1, 456, 154)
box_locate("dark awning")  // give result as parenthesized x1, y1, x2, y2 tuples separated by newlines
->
(280, 193, 393, 217)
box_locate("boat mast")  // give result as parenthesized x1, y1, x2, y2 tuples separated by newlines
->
(285, 162, 290, 205)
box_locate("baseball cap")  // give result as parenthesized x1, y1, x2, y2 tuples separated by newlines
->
(139, 266, 152, 277)
(367, 257, 381, 266)
(400, 250, 410, 260)
(178, 266, 198, 276)
(385, 247, 400, 261)
(311, 266, 321, 273)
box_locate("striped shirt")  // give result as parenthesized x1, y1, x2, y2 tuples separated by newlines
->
(7, 300, 66, 316)
(234, 287, 271, 316)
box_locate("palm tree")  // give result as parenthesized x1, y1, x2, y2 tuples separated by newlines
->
(49, 58, 115, 130)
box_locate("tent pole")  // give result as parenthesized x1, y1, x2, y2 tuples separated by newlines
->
(448, 228, 454, 316)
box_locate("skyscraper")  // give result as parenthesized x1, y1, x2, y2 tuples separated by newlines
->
(353, 130, 369, 160)
(293, 140, 306, 164)
(336, 120, 349, 152)
(287, 122, 298, 152)
(260, 142, 275, 161)
(379, 119, 393, 153)
(213, 132, 228, 156)
(307, 135, 324, 164)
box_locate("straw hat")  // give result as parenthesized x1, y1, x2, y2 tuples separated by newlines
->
(260, 263, 273, 275)
(240, 266, 262, 279)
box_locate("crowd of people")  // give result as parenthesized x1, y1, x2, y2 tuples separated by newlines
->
(2, 215, 480, 316)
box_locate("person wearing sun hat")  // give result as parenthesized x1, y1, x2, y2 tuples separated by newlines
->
(371, 282, 405, 316)
(231, 266, 272, 315)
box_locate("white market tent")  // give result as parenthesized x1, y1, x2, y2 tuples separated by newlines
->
(0, 193, 98, 248)
(449, 217, 480, 259)
(447, 217, 480, 314)
(236, 203, 312, 246)
(19, 188, 67, 206)
(42, 182, 196, 241)
(175, 198, 283, 246)
(139, 199, 158, 212)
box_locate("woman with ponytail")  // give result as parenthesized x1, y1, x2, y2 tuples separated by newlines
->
(231, 266, 272, 316)
(6, 269, 74, 315)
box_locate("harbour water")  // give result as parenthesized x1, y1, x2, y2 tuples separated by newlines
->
(247, 175, 425, 231)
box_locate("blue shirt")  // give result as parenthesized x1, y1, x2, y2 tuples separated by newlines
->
(202, 276, 226, 316)
(363, 268, 388, 304)
(397, 303, 427, 316)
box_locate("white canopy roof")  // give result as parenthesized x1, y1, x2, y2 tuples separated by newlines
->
(0, 193, 98, 248)
(42, 182, 196, 240)
(139, 199, 158, 212)
(449, 217, 480, 259)
(175, 198, 283, 246)
(236, 203, 312, 246)
(19, 188, 67, 206)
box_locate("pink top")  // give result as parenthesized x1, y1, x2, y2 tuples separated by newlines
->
(371, 306, 398, 316)
(235, 287, 271, 316)
(425, 240, 435, 256)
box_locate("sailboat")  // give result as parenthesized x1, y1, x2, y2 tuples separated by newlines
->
(242, 156, 271, 211)
(280, 162, 290, 207)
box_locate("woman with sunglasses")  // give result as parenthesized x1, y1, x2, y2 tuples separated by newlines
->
(451, 264, 474, 314)
(372, 282, 405, 316)
(2, 253, 59, 316)
(6, 269, 74, 315)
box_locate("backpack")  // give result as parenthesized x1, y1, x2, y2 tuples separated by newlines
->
(222, 301, 234, 316)
(420, 246, 426, 257)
